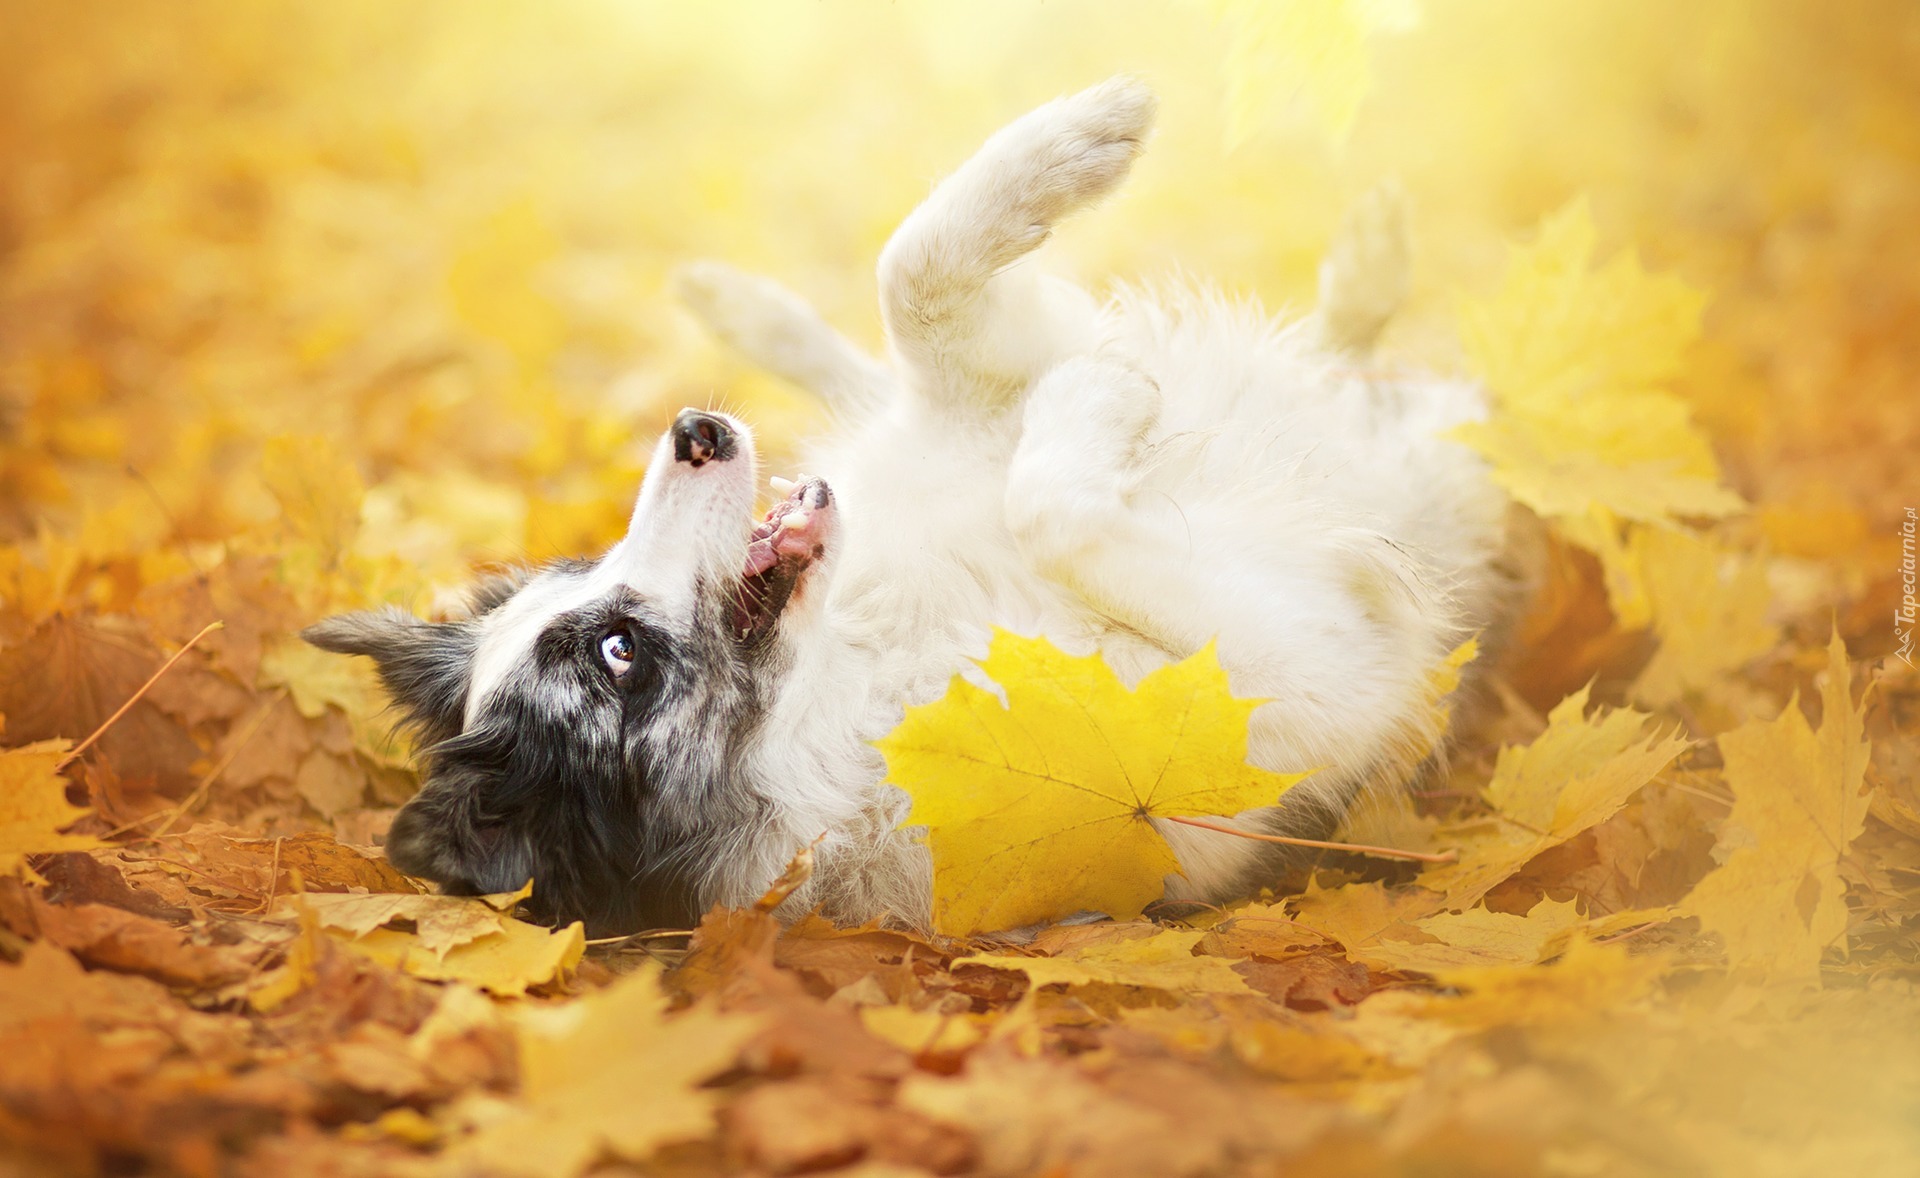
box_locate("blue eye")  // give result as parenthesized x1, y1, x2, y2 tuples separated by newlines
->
(600, 631, 636, 677)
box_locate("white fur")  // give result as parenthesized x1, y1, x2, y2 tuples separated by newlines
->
(673, 78, 1517, 927)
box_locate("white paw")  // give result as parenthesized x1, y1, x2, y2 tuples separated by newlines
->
(1026, 355, 1162, 457)
(1006, 356, 1162, 568)
(1319, 179, 1411, 352)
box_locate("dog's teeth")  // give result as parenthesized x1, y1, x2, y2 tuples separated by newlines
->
(779, 511, 810, 532)
(769, 476, 797, 496)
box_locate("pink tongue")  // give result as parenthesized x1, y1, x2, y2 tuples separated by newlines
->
(743, 539, 780, 577)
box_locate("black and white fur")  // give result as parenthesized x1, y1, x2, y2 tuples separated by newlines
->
(306, 79, 1519, 936)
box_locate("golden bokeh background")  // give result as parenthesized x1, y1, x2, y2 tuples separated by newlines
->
(4, 0, 1912, 614)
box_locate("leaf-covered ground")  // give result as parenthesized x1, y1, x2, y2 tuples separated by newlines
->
(3, 2, 1918, 1175)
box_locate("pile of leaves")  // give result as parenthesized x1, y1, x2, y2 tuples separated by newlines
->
(2, 1, 1917, 1175)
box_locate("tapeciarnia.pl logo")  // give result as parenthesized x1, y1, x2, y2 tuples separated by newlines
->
(1900, 507, 1917, 667)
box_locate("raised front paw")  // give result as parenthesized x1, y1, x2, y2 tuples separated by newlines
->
(1317, 179, 1411, 353)
(1005, 355, 1163, 569)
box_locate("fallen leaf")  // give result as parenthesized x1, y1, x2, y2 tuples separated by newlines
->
(1285, 880, 1443, 954)
(1683, 632, 1870, 984)
(1233, 953, 1373, 1009)
(0, 739, 99, 877)
(882, 632, 1306, 935)
(294, 883, 532, 958)
(1415, 686, 1688, 908)
(1628, 526, 1781, 708)
(1450, 201, 1742, 541)
(956, 928, 1262, 997)
(344, 917, 585, 997)
(1415, 937, 1666, 1031)
(15, 893, 261, 987)
(1355, 897, 1583, 973)
(442, 965, 761, 1176)
(859, 1004, 985, 1058)
(0, 616, 203, 790)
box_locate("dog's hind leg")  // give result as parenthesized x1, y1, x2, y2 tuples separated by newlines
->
(877, 77, 1156, 410)
(675, 260, 891, 412)
(1313, 180, 1411, 355)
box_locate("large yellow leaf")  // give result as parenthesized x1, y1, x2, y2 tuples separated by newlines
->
(880, 632, 1307, 936)
(1414, 686, 1688, 909)
(1459, 200, 1706, 410)
(1450, 200, 1743, 530)
(1682, 632, 1870, 985)
(443, 966, 761, 1177)
(0, 739, 100, 878)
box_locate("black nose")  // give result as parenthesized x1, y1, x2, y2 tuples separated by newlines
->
(672, 410, 735, 467)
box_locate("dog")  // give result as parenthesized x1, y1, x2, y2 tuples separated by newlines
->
(305, 78, 1520, 936)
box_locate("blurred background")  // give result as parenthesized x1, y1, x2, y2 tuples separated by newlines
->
(0, 0, 1915, 826)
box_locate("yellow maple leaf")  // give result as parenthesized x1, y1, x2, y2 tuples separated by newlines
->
(1209, 0, 1421, 145)
(1450, 200, 1743, 536)
(252, 890, 584, 1003)
(259, 633, 382, 720)
(259, 634, 411, 768)
(443, 966, 761, 1177)
(956, 928, 1261, 997)
(344, 917, 584, 998)
(1459, 200, 1707, 409)
(0, 739, 100, 879)
(1682, 632, 1869, 985)
(1414, 686, 1688, 909)
(1453, 401, 1745, 527)
(1357, 896, 1582, 973)
(880, 631, 1308, 936)
(1285, 878, 1443, 953)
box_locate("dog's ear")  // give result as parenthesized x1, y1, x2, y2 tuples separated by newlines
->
(302, 609, 476, 744)
(462, 566, 534, 618)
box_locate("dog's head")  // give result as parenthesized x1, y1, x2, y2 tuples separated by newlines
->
(304, 409, 838, 934)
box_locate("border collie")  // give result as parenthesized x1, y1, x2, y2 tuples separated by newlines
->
(305, 78, 1520, 936)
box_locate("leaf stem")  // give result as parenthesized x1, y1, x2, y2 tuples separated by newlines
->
(1160, 814, 1458, 864)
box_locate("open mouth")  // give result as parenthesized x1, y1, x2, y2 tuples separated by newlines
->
(733, 474, 834, 644)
